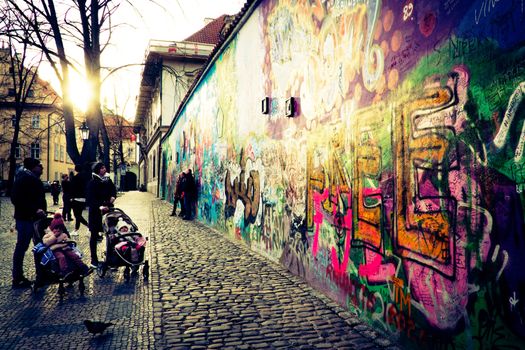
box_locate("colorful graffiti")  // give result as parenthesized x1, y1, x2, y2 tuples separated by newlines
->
(161, 0, 525, 348)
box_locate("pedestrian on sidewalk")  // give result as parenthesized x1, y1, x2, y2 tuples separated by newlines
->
(10, 157, 47, 288)
(50, 180, 61, 205)
(86, 162, 116, 267)
(182, 168, 197, 220)
(170, 171, 185, 217)
(70, 164, 89, 236)
(61, 173, 73, 221)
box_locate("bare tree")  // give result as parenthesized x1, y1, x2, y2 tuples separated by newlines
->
(1, 0, 118, 168)
(102, 103, 134, 190)
(0, 30, 44, 193)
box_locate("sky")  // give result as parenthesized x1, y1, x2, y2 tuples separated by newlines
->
(40, 0, 246, 121)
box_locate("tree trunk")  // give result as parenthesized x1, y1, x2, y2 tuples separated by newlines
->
(7, 112, 21, 195)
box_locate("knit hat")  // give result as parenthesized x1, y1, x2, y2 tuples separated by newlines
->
(116, 218, 131, 232)
(49, 212, 66, 231)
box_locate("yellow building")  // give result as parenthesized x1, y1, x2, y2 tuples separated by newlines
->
(0, 47, 76, 182)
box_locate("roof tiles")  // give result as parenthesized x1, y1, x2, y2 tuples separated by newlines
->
(184, 14, 230, 45)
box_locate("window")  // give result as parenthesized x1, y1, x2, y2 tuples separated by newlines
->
(54, 143, 59, 161)
(11, 115, 16, 127)
(14, 143, 20, 159)
(31, 115, 40, 129)
(60, 145, 64, 162)
(27, 90, 35, 98)
(30, 142, 40, 159)
(8, 88, 15, 96)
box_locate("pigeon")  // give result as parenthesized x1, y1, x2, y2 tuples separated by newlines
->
(84, 320, 114, 335)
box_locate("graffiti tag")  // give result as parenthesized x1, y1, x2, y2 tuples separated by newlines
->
(225, 168, 261, 225)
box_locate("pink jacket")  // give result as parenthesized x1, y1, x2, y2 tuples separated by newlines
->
(42, 230, 69, 251)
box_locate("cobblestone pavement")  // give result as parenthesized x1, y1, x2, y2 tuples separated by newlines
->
(150, 199, 399, 349)
(0, 191, 400, 349)
(0, 192, 154, 350)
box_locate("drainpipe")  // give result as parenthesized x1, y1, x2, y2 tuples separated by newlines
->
(157, 64, 163, 198)
(47, 112, 50, 180)
(157, 133, 162, 198)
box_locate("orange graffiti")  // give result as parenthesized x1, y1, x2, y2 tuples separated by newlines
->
(395, 78, 459, 274)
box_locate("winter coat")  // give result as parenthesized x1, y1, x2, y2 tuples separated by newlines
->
(71, 172, 88, 200)
(42, 230, 69, 251)
(86, 173, 117, 233)
(86, 173, 116, 208)
(11, 168, 47, 221)
(61, 178, 72, 200)
(50, 181, 61, 196)
(174, 173, 184, 199)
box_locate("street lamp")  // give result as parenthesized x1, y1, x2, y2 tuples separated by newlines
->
(79, 121, 89, 141)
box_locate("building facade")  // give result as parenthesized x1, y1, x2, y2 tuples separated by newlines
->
(134, 15, 232, 196)
(0, 48, 73, 183)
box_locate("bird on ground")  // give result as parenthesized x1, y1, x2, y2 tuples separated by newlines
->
(83, 320, 114, 335)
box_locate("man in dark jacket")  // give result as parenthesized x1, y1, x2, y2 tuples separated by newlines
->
(50, 180, 61, 205)
(61, 173, 73, 221)
(170, 171, 185, 217)
(10, 157, 47, 288)
(182, 169, 197, 220)
(86, 162, 116, 267)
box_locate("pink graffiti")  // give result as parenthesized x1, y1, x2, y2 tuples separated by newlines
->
(312, 188, 329, 257)
(312, 186, 354, 276)
(362, 187, 382, 197)
(358, 251, 381, 276)
(331, 191, 353, 274)
(358, 249, 395, 282)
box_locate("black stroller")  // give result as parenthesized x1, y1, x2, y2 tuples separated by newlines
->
(31, 213, 89, 295)
(96, 207, 149, 281)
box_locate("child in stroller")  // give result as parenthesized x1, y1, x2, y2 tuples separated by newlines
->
(97, 207, 149, 281)
(32, 212, 92, 295)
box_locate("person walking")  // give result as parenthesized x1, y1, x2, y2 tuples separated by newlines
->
(86, 162, 116, 267)
(61, 173, 73, 221)
(70, 164, 89, 236)
(10, 157, 47, 288)
(170, 171, 185, 217)
(182, 169, 197, 220)
(50, 180, 61, 205)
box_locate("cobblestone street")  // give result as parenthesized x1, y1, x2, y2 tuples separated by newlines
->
(0, 192, 154, 350)
(0, 191, 398, 349)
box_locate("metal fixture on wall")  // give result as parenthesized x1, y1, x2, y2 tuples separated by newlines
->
(261, 97, 270, 114)
(285, 97, 295, 118)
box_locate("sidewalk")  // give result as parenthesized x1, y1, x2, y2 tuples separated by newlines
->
(0, 192, 155, 350)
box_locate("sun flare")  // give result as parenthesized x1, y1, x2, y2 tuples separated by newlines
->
(67, 76, 92, 112)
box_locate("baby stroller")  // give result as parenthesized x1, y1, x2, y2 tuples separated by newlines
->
(31, 212, 88, 295)
(97, 207, 149, 281)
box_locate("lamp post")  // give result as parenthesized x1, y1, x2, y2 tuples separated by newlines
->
(79, 121, 89, 141)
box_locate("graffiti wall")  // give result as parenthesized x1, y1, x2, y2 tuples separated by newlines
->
(161, 0, 525, 347)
